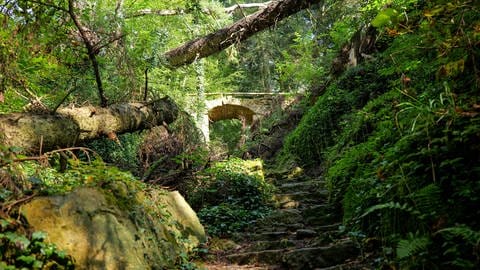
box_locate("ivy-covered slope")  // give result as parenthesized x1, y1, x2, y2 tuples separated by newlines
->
(282, 0, 480, 268)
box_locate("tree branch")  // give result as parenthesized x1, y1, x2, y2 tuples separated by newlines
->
(24, 0, 68, 13)
(68, 0, 108, 107)
(163, 0, 322, 67)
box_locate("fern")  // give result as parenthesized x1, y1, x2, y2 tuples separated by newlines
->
(397, 233, 431, 259)
(437, 225, 480, 246)
(409, 184, 443, 219)
(359, 201, 420, 218)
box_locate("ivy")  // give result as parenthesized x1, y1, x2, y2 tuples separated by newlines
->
(0, 219, 74, 269)
(189, 158, 274, 237)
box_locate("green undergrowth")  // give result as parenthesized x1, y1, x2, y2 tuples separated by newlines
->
(0, 219, 74, 270)
(281, 62, 390, 166)
(209, 119, 245, 155)
(188, 158, 274, 237)
(87, 111, 206, 184)
(0, 146, 201, 269)
(281, 0, 480, 268)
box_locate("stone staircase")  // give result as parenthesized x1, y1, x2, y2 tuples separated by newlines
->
(223, 171, 360, 270)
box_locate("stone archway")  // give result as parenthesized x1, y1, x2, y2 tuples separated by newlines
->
(208, 104, 255, 124)
(185, 92, 300, 142)
(208, 104, 255, 148)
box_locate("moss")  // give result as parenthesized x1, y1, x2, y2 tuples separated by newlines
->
(282, 63, 390, 166)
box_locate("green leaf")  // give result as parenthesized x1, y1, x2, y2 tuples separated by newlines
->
(0, 262, 16, 270)
(17, 255, 36, 265)
(397, 234, 430, 259)
(8, 146, 23, 153)
(31, 231, 47, 241)
(32, 260, 43, 269)
(5, 232, 31, 249)
(372, 8, 399, 28)
(0, 218, 13, 229)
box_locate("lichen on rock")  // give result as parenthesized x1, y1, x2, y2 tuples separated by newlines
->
(21, 186, 206, 269)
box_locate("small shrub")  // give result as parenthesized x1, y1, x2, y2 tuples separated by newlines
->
(189, 158, 274, 237)
(198, 203, 270, 237)
(87, 132, 144, 175)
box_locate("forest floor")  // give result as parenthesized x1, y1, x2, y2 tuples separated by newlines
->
(197, 167, 364, 270)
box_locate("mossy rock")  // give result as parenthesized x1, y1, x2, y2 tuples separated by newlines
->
(21, 187, 206, 269)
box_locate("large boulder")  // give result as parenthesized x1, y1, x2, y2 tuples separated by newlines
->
(21, 187, 206, 269)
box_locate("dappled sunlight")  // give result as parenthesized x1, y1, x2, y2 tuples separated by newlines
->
(1, 0, 478, 269)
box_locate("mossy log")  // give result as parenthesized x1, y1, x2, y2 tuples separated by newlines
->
(0, 97, 178, 153)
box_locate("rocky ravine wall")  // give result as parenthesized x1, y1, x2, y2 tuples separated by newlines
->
(21, 186, 206, 269)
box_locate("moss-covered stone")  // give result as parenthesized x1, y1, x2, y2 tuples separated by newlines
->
(21, 187, 205, 269)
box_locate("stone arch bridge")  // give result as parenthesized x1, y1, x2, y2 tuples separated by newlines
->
(186, 92, 299, 141)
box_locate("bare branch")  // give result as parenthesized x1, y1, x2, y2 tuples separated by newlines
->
(93, 33, 126, 53)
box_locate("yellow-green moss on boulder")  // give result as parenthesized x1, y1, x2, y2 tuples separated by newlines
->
(21, 187, 206, 270)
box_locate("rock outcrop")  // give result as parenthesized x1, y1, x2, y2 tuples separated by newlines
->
(21, 186, 205, 269)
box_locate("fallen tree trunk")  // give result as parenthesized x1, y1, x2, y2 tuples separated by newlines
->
(0, 97, 178, 154)
(164, 0, 322, 67)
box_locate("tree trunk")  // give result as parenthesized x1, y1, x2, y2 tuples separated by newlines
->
(164, 0, 322, 67)
(68, 0, 109, 107)
(0, 97, 178, 154)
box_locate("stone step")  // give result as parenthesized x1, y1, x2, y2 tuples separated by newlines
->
(279, 199, 332, 209)
(270, 175, 314, 184)
(304, 213, 340, 226)
(315, 263, 359, 270)
(255, 209, 303, 226)
(282, 240, 359, 270)
(274, 190, 328, 206)
(295, 229, 318, 239)
(265, 168, 306, 181)
(253, 222, 305, 233)
(300, 204, 335, 217)
(278, 200, 331, 209)
(254, 206, 340, 229)
(227, 240, 359, 269)
(243, 239, 298, 252)
(200, 263, 283, 270)
(226, 249, 287, 265)
(277, 180, 325, 193)
(244, 231, 291, 241)
(313, 223, 343, 232)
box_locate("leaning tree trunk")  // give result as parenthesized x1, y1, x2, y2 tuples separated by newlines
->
(0, 97, 178, 154)
(164, 0, 322, 67)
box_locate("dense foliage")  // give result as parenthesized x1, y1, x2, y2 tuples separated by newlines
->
(282, 0, 480, 268)
(2, 0, 480, 268)
(188, 158, 274, 236)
